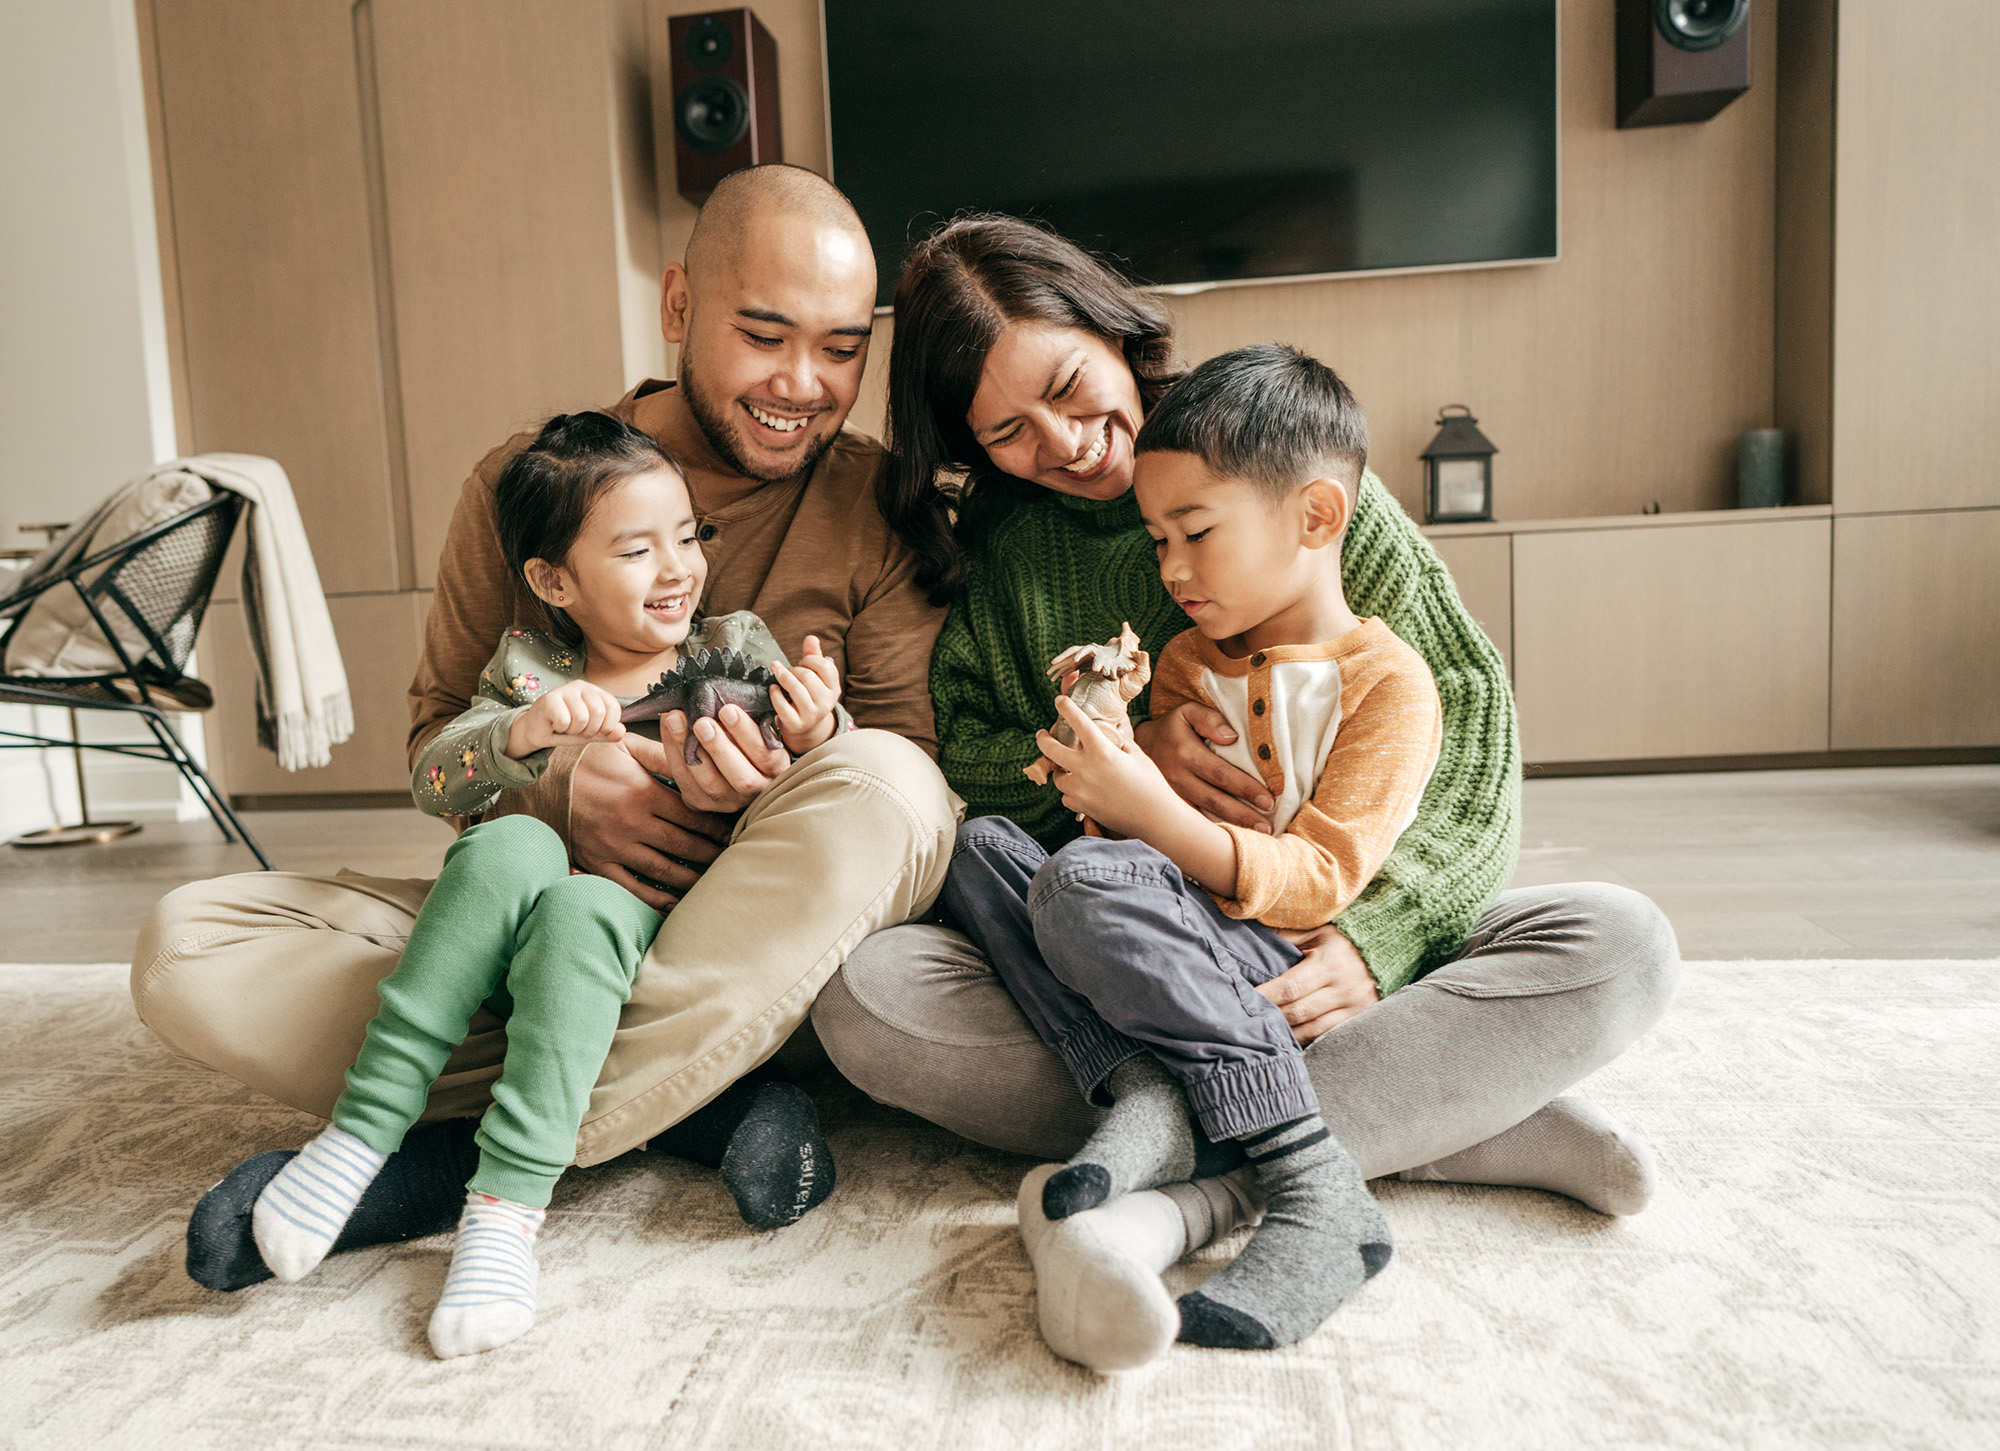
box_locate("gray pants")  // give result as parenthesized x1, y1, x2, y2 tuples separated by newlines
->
(945, 818, 1314, 1141)
(810, 883, 1680, 1181)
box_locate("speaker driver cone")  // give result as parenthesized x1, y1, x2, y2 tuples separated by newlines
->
(1656, 0, 1748, 52)
(677, 76, 749, 154)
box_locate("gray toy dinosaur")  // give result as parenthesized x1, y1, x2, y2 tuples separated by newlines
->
(621, 648, 784, 764)
(1024, 621, 1152, 790)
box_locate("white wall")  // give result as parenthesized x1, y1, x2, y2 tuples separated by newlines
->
(0, 0, 199, 836)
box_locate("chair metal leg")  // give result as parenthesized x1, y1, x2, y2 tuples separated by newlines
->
(138, 710, 274, 870)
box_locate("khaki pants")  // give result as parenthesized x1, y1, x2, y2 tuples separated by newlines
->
(131, 731, 960, 1165)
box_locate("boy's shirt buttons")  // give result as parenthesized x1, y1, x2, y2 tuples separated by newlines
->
(1252, 698, 1266, 715)
(1250, 652, 1267, 667)
(1257, 744, 1272, 761)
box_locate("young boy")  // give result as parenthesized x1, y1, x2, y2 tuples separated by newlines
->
(943, 343, 1441, 1359)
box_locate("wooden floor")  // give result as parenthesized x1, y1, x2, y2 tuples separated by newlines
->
(4, 765, 1997, 963)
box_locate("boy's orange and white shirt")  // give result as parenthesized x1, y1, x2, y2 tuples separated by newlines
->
(1148, 618, 1441, 930)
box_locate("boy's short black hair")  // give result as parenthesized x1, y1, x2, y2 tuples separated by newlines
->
(1134, 342, 1367, 497)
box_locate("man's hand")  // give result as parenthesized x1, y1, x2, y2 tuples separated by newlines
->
(1133, 703, 1275, 833)
(661, 703, 790, 813)
(507, 680, 626, 759)
(567, 737, 730, 910)
(1256, 924, 1380, 1043)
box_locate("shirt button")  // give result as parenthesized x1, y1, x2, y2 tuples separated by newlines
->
(1252, 698, 1266, 716)
(1257, 743, 1271, 761)
(699, 524, 718, 541)
(1250, 652, 1266, 667)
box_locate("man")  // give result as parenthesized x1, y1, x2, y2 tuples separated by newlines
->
(136, 167, 960, 1287)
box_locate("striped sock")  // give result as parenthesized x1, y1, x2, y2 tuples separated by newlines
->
(1177, 1115, 1392, 1350)
(427, 1191, 545, 1359)
(250, 1125, 388, 1282)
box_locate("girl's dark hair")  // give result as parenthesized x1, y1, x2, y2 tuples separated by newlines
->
(495, 411, 681, 645)
(879, 215, 1185, 605)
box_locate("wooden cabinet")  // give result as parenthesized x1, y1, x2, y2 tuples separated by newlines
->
(148, 0, 399, 598)
(1832, 510, 2000, 749)
(1506, 513, 1832, 764)
(1831, 1, 2000, 514)
(139, 0, 659, 797)
(1427, 534, 1512, 678)
(197, 592, 429, 802)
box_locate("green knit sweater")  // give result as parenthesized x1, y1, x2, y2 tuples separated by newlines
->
(930, 472, 1521, 996)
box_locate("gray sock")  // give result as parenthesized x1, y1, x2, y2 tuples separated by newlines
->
(1176, 1116, 1391, 1350)
(1396, 1096, 1659, 1216)
(1043, 1057, 1196, 1220)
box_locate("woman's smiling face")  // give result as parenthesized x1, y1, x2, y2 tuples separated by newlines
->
(966, 323, 1145, 501)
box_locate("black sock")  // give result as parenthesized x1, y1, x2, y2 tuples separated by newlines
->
(185, 1118, 479, 1292)
(647, 1071, 835, 1231)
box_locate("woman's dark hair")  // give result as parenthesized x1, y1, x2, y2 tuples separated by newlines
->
(879, 215, 1185, 605)
(494, 411, 681, 645)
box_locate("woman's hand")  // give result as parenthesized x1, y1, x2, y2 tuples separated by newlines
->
(770, 634, 842, 755)
(1133, 703, 1275, 833)
(1256, 924, 1379, 1043)
(660, 702, 790, 813)
(507, 680, 626, 759)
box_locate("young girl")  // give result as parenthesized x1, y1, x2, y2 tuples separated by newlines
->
(249, 412, 845, 1358)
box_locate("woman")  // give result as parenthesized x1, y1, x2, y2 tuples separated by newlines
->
(808, 216, 1680, 1367)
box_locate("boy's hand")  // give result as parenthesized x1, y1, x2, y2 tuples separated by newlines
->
(1036, 695, 1182, 837)
(770, 634, 842, 756)
(507, 680, 626, 759)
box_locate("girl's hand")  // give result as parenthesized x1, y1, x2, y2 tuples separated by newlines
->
(507, 680, 626, 759)
(770, 634, 842, 756)
(1036, 695, 1181, 836)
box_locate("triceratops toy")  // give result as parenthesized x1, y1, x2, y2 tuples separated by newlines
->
(621, 648, 784, 764)
(1023, 621, 1151, 789)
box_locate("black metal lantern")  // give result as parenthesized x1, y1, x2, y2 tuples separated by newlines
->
(1420, 405, 1497, 524)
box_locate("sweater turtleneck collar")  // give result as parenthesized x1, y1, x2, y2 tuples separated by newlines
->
(1048, 486, 1143, 533)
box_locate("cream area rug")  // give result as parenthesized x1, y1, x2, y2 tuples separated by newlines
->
(1, 960, 1995, 1451)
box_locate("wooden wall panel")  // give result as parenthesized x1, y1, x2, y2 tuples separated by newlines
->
(1773, 0, 1836, 507)
(1513, 518, 1831, 763)
(147, 0, 399, 597)
(1832, 1, 2000, 514)
(371, 0, 628, 590)
(1831, 510, 2000, 749)
(198, 592, 425, 798)
(1427, 533, 1513, 678)
(1162, 0, 1779, 528)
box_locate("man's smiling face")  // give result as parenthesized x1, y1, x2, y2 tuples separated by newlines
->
(666, 208, 877, 483)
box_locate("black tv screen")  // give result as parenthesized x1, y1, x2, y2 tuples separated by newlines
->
(822, 0, 1559, 306)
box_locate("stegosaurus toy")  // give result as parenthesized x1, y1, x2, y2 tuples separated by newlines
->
(621, 648, 784, 763)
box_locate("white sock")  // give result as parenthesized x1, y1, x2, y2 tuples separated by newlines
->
(1017, 1163, 1184, 1372)
(1396, 1096, 1660, 1216)
(250, 1125, 388, 1282)
(428, 1191, 545, 1359)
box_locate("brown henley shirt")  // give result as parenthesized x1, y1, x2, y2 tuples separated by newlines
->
(406, 380, 944, 845)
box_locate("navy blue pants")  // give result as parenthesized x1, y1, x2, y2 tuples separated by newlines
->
(940, 816, 1317, 1141)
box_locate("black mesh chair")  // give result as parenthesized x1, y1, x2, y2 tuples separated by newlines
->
(0, 492, 272, 869)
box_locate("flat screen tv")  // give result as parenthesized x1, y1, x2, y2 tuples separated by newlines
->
(822, 0, 1559, 307)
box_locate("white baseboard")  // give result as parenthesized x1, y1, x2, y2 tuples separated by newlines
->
(0, 701, 210, 837)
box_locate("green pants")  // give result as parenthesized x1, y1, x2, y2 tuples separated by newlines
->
(331, 815, 662, 1207)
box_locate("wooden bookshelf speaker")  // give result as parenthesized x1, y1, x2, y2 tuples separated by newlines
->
(1617, 0, 1752, 128)
(668, 8, 781, 203)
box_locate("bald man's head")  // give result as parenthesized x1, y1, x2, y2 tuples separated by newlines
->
(685, 165, 870, 284)
(660, 165, 878, 483)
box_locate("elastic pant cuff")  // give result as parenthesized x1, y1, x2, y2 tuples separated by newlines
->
(1053, 1016, 1147, 1106)
(468, 1132, 563, 1210)
(1185, 1058, 1320, 1142)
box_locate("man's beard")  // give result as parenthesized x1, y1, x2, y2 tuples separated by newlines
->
(679, 354, 837, 484)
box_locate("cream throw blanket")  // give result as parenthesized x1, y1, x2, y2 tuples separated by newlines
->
(186, 454, 353, 770)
